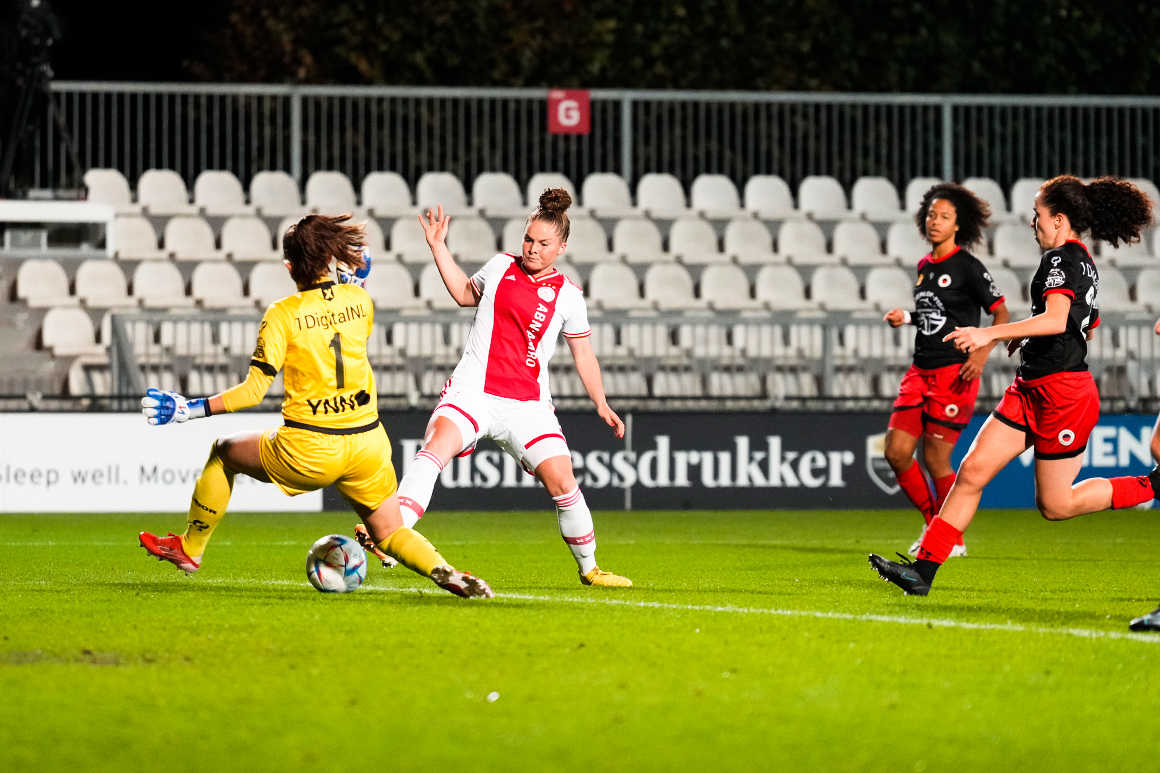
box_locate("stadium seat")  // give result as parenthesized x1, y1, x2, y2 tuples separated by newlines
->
(809, 265, 869, 310)
(364, 261, 423, 310)
(472, 172, 526, 218)
(75, 260, 130, 308)
(159, 319, 219, 358)
(864, 266, 914, 310)
(164, 216, 224, 261)
(305, 171, 358, 215)
(250, 171, 305, 217)
(832, 220, 889, 265)
(1009, 178, 1045, 224)
(446, 216, 498, 264)
(988, 266, 1029, 314)
(588, 263, 648, 310)
(361, 171, 414, 217)
(1098, 266, 1136, 311)
(776, 219, 831, 263)
(724, 218, 777, 264)
(84, 169, 138, 214)
(851, 177, 906, 223)
(418, 263, 460, 309)
(391, 217, 433, 264)
(416, 172, 470, 215)
(68, 359, 111, 396)
(248, 262, 298, 307)
(102, 311, 155, 353)
(643, 263, 705, 311)
(700, 264, 763, 311)
(797, 175, 849, 220)
(886, 222, 929, 260)
(581, 173, 634, 218)
(525, 172, 578, 208)
(743, 175, 795, 220)
(1136, 268, 1160, 312)
(690, 174, 742, 219)
(904, 177, 942, 212)
(191, 262, 248, 309)
(668, 218, 725, 264)
(136, 169, 197, 216)
(1102, 233, 1154, 267)
(357, 218, 387, 254)
(636, 173, 688, 219)
(42, 307, 104, 357)
(501, 218, 526, 254)
(613, 218, 667, 263)
(555, 261, 583, 287)
(562, 218, 613, 263)
(754, 265, 814, 311)
(131, 260, 194, 308)
(16, 259, 75, 308)
(992, 223, 1041, 267)
(707, 371, 763, 398)
(962, 177, 1012, 222)
(193, 171, 252, 216)
(652, 371, 704, 398)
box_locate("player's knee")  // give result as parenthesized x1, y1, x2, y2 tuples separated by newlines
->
(955, 456, 988, 492)
(1035, 494, 1070, 521)
(884, 441, 913, 471)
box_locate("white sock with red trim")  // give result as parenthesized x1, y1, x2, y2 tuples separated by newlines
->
(553, 486, 597, 574)
(397, 450, 443, 529)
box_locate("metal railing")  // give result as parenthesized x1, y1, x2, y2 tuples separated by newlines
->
(23, 83, 1160, 196)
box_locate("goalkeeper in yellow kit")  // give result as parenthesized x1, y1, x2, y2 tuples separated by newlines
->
(138, 214, 493, 598)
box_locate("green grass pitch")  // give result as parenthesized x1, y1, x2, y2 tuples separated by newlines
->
(2, 508, 1159, 772)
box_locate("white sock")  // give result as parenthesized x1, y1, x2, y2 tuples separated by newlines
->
(397, 450, 443, 529)
(553, 486, 597, 574)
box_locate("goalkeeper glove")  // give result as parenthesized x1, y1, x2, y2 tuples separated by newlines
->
(141, 388, 210, 426)
(337, 247, 371, 288)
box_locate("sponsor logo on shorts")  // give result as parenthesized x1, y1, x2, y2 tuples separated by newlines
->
(538, 286, 556, 302)
(938, 274, 951, 287)
(1058, 429, 1076, 446)
(1046, 268, 1066, 288)
(945, 404, 959, 418)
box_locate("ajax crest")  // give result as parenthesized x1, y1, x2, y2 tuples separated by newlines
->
(538, 286, 556, 302)
(865, 433, 900, 495)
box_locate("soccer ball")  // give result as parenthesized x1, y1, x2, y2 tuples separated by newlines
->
(305, 534, 367, 593)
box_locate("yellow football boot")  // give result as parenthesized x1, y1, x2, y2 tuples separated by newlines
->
(580, 567, 633, 587)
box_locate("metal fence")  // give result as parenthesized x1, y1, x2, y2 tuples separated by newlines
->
(22, 83, 1160, 197)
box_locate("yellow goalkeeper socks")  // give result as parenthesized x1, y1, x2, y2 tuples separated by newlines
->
(377, 527, 445, 578)
(181, 441, 235, 558)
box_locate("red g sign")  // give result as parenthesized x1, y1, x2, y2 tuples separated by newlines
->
(548, 90, 591, 135)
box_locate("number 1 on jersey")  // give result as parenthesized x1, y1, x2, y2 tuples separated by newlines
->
(328, 332, 345, 389)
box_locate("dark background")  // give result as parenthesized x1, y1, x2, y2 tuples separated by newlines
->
(16, 0, 1160, 93)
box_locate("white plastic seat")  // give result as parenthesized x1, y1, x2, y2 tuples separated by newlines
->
(851, 177, 906, 222)
(588, 263, 648, 310)
(581, 173, 634, 218)
(446, 216, 497, 264)
(886, 222, 929, 260)
(1009, 178, 1045, 225)
(668, 218, 725, 264)
(306, 171, 357, 215)
(472, 172, 525, 218)
(525, 173, 578, 209)
(652, 371, 704, 398)
(809, 265, 869, 310)
(636, 173, 688, 219)
(555, 261, 583, 287)
(361, 172, 413, 217)
(904, 177, 943, 212)
(221, 217, 279, 261)
(192, 262, 248, 308)
(744, 175, 795, 219)
(707, 371, 762, 398)
(165, 216, 223, 261)
(993, 224, 1042, 267)
(833, 221, 888, 264)
(42, 307, 104, 356)
(84, 169, 138, 214)
(364, 262, 423, 310)
(1129, 178, 1160, 213)
(160, 320, 218, 357)
(250, 171, 305, 217)
(357, 218, 387, 254)
(988, 266, 1029, 313)
(137, 169, 197, 215)
(193, 171, 252, 216)
(391, 217, 433, 264)
(962, 177, 1012, 222)
(415, 172, 470, 215)
(501, 218, 527, 254)
(754, 265, 814, 311)
(643, 264, 704, 310)
(701, 264, 762, 310)
(248, 263, 298, 307)
(777, 220, 831, 263)
(1103, 231, 1153, 267)
(563, 218, 613, 263)
(1136, 268, 1160, 312)
(132, 260, 194, 308)
(1099, 266, 1136, 311)
(690, 174, 742, 219)
(17, 259, 75, 308)
(724, 218, 777, 264)
(798, 175, 849, 220)
(613, 218, 667, 263)
(75, 260, 130, 307)
(864, 266, 915, 310)
(418, 263, 460, 309)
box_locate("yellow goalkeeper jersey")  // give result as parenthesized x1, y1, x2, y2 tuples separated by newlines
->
(222, 280, 378, 431)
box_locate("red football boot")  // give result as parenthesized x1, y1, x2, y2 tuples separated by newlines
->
(139, 532, 202, 574)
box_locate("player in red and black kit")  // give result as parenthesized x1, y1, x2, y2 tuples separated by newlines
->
(870, 176, 1155, 601)
(884, 184, 1009, 557)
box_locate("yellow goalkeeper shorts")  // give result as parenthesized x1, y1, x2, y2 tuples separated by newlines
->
(259, 421, 398, 510)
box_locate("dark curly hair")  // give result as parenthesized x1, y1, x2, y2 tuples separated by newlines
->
(528, 188, 572, 242)
(282, 214, 366, 287)
(914, 183, 991, 250)
(1039, 175, 1153, 248)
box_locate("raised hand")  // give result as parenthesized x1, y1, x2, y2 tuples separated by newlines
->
(418, 205, 451, 248)
(337, 246, 371, 288)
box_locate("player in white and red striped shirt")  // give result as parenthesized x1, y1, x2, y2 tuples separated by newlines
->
(394, 188, 631, 587)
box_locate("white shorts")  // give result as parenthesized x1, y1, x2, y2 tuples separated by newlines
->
(432, 387, 570, 473)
